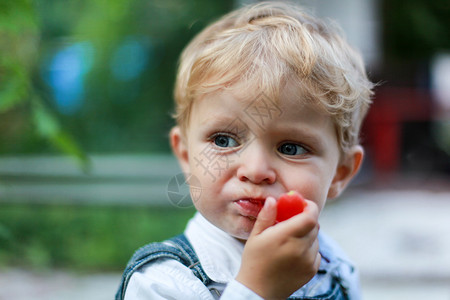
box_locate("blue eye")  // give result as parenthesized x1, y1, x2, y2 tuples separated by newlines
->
(213, 135, 239, 148)
(278, 143, 308, 156)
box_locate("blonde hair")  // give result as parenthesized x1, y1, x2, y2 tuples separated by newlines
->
(173, 1, 374, 152)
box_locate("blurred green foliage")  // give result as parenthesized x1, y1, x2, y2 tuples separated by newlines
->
(0, 0, 232, 272)
(0, 203, 196, 271)
(383, 0, 450, 60)
(0, 0, 233, 159)
(0, 0, 89, 167)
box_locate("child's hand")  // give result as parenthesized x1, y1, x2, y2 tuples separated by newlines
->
(235, 197, 321, 299)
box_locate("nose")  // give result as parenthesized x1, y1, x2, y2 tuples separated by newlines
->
(236, 142, 276, 185)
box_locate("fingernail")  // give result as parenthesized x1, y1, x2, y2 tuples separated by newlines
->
(265, 197, 276, 208)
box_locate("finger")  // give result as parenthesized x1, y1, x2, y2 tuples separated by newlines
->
(276, 204, 319, 237)
(250, 196, 277, 237)
(289, 224, 320, 251)
(311, 234, 320, 253)
(302, 200, 319, 218)
(306, 237, 321, 270)
(313, 250, 322, 272)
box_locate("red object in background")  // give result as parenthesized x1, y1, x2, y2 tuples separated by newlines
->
(365, 105, 401, 172)
(363, 87, 433, 174)
(276, 191, 307, 222)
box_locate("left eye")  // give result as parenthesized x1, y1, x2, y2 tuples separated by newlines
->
(213, 135, 239, 148)
(278, 143, 308, 156)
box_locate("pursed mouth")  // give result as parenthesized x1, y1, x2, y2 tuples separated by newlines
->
(234, 198, 266, 219)
(239, 198, 266, 203)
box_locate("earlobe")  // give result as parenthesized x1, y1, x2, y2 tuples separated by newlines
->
(327, 145, 364, 199)
(170, 126, 190, 174)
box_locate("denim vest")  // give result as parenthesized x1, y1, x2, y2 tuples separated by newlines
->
(116, 234, 349, 300)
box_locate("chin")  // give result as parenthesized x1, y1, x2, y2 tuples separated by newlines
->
(231, 232, 250, 243)
(229, 219, 255, 241)
(213, 214, 255, 242)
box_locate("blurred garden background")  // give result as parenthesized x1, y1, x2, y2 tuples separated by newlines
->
(0, 0, 234, 271)
(1, 0, 450, 299)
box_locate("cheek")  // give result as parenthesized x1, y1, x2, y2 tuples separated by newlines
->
(189, 146, 235, 185)
(284, 167, 333, 210)
(188, 144, 215, 181)
(188, 162, 228, 212)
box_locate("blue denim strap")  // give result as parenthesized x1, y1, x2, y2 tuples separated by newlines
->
(115, 234, 211, 300)
(167, 234, 212, 285)
(286, 276, 349, 300)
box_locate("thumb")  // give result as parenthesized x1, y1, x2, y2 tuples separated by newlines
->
(250, 197, 277, 237)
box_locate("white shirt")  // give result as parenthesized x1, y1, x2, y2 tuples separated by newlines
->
(124, 212, 360, 299)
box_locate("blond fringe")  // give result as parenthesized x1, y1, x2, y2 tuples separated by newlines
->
(173, 1, 374, 152)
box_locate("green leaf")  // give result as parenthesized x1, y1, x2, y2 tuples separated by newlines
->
(0, 60, 30, 113)
(32, 100, 61, 137)
(0, 77, 28, 113)
(31, 98, 91, 172)
(53, 131, 91, 173)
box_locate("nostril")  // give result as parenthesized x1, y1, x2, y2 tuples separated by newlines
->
(264, 176, 275, 185)
(237, 169, 276, 185)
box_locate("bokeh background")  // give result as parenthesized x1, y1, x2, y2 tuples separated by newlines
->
(1, 0, 449, 299)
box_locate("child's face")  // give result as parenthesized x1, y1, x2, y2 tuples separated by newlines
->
(171, 84, 362, 240)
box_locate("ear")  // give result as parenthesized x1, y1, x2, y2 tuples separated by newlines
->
(327, 145, 364, 199)
(170, 126, 190, 174)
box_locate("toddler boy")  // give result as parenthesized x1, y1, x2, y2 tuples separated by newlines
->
(117, 2, 373, 299)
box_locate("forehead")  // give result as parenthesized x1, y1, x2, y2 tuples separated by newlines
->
(191, 82, 334, 132)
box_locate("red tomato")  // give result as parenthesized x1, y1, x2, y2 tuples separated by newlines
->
(276, 191, 306, 222)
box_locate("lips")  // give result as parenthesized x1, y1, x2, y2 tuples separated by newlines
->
(234, 198, 266, 219)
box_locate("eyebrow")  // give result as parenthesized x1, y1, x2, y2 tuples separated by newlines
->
(200, 115, 240, 127)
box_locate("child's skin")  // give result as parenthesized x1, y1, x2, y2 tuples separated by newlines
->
(170, 81, 364, 299)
